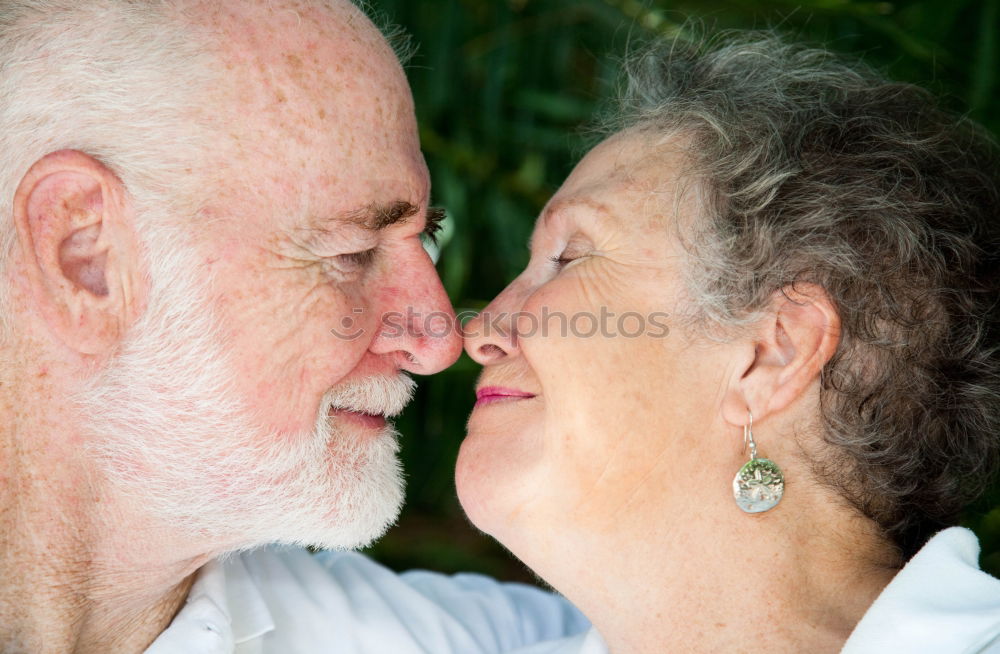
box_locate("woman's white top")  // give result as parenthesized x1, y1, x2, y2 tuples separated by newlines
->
(841, 526, 1000, 653)
(147, 526, 999, 653)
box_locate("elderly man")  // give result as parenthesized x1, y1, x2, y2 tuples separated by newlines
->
(0, 1, 589, 652)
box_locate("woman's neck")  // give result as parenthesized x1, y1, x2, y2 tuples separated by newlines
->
(509, 485, 899, 654)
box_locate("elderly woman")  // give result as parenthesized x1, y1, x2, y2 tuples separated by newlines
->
(460, 33, 1000, 653)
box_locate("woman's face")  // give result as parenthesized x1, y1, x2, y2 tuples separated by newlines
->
(459, 133, 737, 544)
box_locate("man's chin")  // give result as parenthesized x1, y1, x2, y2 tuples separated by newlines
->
(93, 420, 405, 554)
(264, 424, 405, 552)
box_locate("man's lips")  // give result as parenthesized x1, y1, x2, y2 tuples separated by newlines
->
(474, 386, 537, 407)
(329, 407, 387, 429)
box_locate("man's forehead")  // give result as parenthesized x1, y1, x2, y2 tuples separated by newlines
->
(197, 0, 393, 74)
(190, 0, 375, 44)
(187, 0, 427, 228)
(186, 0, 405, 112)
(220, 3, 410, 134)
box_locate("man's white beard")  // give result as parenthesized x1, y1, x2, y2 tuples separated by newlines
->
(74, 217, 411, 551)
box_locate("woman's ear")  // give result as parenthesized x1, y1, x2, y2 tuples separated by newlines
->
(721, 283, 841, 425)
(13, 149, 144, 356)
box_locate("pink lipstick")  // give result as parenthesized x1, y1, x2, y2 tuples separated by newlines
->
(475, 386, 536, 407)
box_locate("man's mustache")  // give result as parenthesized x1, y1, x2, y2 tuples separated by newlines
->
(325, 374, 416, 418)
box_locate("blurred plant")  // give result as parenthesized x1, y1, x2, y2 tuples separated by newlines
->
(360, 0, 1000, 580)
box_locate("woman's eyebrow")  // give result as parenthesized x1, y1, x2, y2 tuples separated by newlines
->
(528, 197, 613, 251)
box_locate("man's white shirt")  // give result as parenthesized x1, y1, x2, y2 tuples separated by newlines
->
(145, 545, 597, 654)
(147, 526, 1000, 653)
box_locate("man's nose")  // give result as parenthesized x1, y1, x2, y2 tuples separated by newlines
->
(368, 246, 462, 374)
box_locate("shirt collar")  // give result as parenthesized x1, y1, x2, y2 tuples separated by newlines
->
(144, 553, 275, 653)
(842, 526, 1000, 654)
(222, 552, 276, 644)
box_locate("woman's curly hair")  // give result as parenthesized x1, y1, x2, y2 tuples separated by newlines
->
(611, 31, 1000, 559)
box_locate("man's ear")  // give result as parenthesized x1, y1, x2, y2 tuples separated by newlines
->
(13, 149, 142, 356)
(721, 283, 841, 426)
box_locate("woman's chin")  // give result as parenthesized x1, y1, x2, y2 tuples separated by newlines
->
(455, 431, 543, 539)
(454, 439, 500, 534)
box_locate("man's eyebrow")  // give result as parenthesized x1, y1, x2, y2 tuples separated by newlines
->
(341, 200, 420, 231)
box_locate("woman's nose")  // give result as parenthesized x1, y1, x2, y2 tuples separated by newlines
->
(463, 288, 522, 365)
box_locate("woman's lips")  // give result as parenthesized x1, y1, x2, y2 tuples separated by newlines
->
(474, 386, 537, 407)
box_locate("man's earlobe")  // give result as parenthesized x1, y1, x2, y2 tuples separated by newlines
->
(722, 283, 841, 425)
(14, 150, 142, 356)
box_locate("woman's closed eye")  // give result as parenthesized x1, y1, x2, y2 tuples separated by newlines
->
(548, 253, 577, 270)
(547, 239, 593, 271)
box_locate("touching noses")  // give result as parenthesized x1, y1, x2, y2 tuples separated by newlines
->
(368, 246, 462, 374)
(463, 284, 521, 365)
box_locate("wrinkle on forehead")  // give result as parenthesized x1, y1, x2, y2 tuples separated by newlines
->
(536, 131, 704, 240)
(177, 0, 426, 223)
(208, 4, 405, 115)
(177, 0, 411, 145)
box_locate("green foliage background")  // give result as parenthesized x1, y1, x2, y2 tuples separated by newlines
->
(359, 0, 1000, 582)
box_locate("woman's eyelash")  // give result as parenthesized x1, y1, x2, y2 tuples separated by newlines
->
(548, 254, 574, 268)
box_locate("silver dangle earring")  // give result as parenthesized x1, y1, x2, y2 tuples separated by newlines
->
(732, 411, 784, 513)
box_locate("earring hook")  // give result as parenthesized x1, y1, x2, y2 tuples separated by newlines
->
(742, 410, 757, 460)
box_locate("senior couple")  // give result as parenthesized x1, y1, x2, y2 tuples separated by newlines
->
(2, 1, 999, 653)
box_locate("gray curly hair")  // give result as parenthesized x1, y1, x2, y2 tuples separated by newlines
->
(611, 32, 1000, 559)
